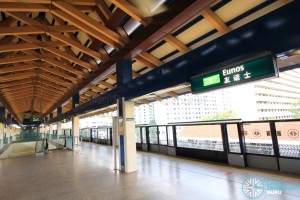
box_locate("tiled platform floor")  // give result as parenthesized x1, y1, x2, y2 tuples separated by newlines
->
(0, 142, 299, 200)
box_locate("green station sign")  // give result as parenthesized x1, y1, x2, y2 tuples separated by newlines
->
(191, 52, 278, 93)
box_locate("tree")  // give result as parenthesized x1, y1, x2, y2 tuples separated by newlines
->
(290, 100, 300, 118)
(201, 109, 238, 121)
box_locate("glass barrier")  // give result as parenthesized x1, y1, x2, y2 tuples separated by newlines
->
(158, 126, 167, 145)
(226, 124, 241, 153)
(81, 129, 90, 138)
(149, 127, 158, 144)
(142, 127, 147, 144)
(35, 139, 46, 153)
(66, 136, 73, 149)
(98, 129, 107, 139)
(167, 126, 174, 146)
(136, 128, 141, 143)
(243, 122, 274, 155)
(275, 121, 300, 158)
(176, 125, 223, 151)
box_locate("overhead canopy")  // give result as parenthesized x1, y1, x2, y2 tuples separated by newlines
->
(0, 0, 294, 123)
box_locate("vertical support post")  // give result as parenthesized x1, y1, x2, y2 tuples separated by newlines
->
(49, 124, 53, 135)
(237, 123, 247, 167)
(270, 121, 280, 171)
(116, 58, 136, 173)
(57, 107, 62, 143)
(221, 124, 229, 163)
(117, 98, 136, 173)
(0, 123, 4, 149)
(72, 115, 79, 150)
(113, 117, 119, 170)
(72, 93, 80, 109)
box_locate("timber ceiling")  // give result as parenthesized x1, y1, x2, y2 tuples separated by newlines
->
(0, 0, 292, 122)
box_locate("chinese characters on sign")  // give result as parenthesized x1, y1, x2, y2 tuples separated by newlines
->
(191, 52, 278, 94)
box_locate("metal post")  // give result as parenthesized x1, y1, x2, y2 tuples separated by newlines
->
(113, 116, 119, 170)
(237, 123, 247, 167)
(270, 121, 280, 171)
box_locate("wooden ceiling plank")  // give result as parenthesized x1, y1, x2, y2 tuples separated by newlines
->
(109, 0, 148, 26)
(0, 72, 36, 82)
(42, 57, 86, 77)
(0, 79, 33, 88)
(163, 34, 191, 53)
(50, 9, 121, 49)
(0, 43, 40, 53)
(201, 8, 231, 35)
(134, 55, 156, 69)
(0, 64, 37, 74)
(0, 55, 39, 65)
(96, 0, 112, 20)
(0, 26, 43, 35)
(98, 80, 115, 89)
(41, 66, 78, 83)
(139, 51, 164, 66)
(47, 31, 108, 62)
(52, 1, 124, 45)
(39, 73, 73, 88)
(107, 74, 117, 81)
(0, 2, 49, 12)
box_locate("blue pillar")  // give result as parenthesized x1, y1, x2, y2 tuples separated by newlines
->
(0, 107, 5, 117)
(72, 93, 80, 109)
(45, 117, 48, 122)
(116, 58, 132, 86)
(116, 58, 134, 172)
(50, 113, 53, 119)
(57, 107, 62, 116)
(7, 113, 11, 121)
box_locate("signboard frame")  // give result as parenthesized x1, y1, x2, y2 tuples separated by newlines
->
(191, 51, 278, 94)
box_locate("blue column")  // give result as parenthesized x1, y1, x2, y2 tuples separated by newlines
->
(72, 93, 80, 109)
(50, 113, 53, 119)
(116, 58, 133, 172)
(45, 117, 48, 122)
(57, 107, 62, 116)
(0, 107, 5, 117)
(7, 113, 11, 121)
(116, 58, 132, 86)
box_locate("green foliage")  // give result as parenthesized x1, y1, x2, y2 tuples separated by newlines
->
(290, 100, 300, 118)
(201, 108, 238, 121)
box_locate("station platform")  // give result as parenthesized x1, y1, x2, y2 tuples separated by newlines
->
(0, 142, 299, 200)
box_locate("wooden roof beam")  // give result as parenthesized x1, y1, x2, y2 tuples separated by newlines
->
(0, 55, 39, 65)
(0, 43, 40, 53)
(41, 66, 78, 83)
(109, 0, 149, 26)
(52, 1, 124, 45)
(50, 9, 121, 49)
(163, 34, 191, 53)
(0, 2, 49, 12)
(201, 8, 231, 35)
(0, 71, 36, 82)
(0, 64, 38, 74)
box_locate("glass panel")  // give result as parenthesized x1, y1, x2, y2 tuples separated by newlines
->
(176, 125, 223, 151)
(66, 136, 73, 149)
(227, 124, 241, 153)
(243, 123, 274, 155)
(135, 128, 141, 143)
(167, 126, 174, 146)
(81, 129, 90, 138)
(149, 127, 158, 144)
(142, 127, 147, 144)
(98, 129, 107, 139)
(158, 126, 167, 145)
(275, 122, 300, 158)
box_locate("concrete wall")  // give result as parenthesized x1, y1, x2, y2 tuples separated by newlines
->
(0, 142, 36, 159)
